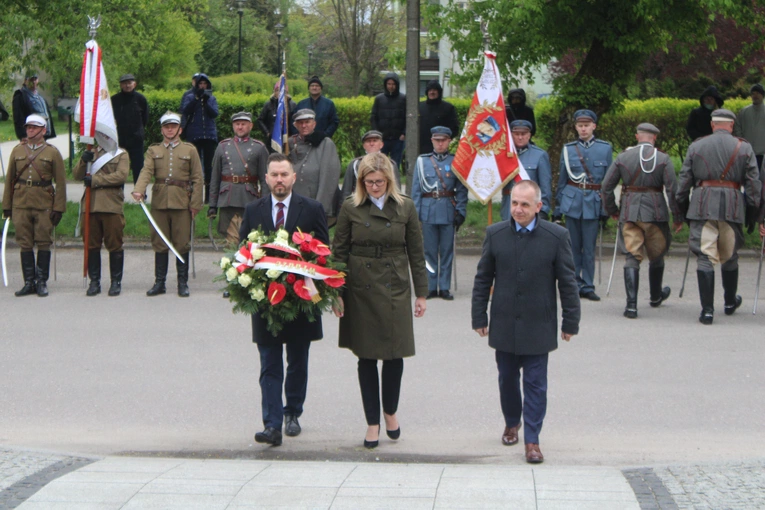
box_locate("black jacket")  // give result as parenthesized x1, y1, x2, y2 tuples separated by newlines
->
(12, 87, 56, 140)
(419, 80, 459, 154)
(686, 86, 725, 141)
(0, 98, 8, 121)
(111, 90, 149, 148)
(257, 95, 298, 142)
(370, 72, 406, 140)
(505, 88, 536, 136)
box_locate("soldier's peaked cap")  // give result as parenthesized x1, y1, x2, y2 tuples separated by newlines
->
(573, 109, 597, 123)
(431, 126, 452, 138)
(25, 114, 47, 127)
(160, 111, 181, 125)
(711, 109, 736, 122)
(636, 123, 660, 135)
(231, 111, 253, 122)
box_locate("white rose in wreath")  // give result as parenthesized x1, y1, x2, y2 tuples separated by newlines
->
(250, 287, 265, 301)
(266, 268, 283, 279)
(226, 267, 238, 281)
(219, 257, 231, 269)
(238, 273, 252, 288)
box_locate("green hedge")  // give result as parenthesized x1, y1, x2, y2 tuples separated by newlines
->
(162, 71, 308, 97)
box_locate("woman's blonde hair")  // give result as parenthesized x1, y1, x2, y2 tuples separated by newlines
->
(352, 152, 405, 207)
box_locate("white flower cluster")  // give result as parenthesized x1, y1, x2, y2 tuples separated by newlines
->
(249, 287, 265, 301)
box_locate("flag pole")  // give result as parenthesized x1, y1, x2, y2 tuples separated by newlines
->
(283, 72, 289, 156)
(81, 17, 101, 282)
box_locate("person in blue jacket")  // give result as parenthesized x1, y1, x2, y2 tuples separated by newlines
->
(500, 120, 552, 221)
(296, 76, 339, 138)
(180, 73, 219, 203)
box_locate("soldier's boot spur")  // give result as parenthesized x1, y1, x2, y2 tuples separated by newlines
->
(146, 252, 168, 296)
(86, 249, 101, 296)
(623, 267, 639, 319)
(648, 265, 671, 307)
(108, 250, 124, 296)
(697, 270, 715, 325)
(722, 268, 742, 315)
(15, 251, 37, 297)
(177, 253, 190, 297)
(35, 250, 51, 297)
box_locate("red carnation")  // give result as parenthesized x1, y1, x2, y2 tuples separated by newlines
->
(267, 282, 286, 305)
(286, 273, 297, 284)
(317, 256, 327, 265)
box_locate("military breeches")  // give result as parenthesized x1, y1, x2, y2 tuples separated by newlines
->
(12, 207, 53, 251)
(422, 222, 455, 292)
(149, 208, 191, 253)
(620, 221, 670, 269)
(217, 206, 244, 247)
(689, 220, 744, 272)
(84, 212, 125, 251)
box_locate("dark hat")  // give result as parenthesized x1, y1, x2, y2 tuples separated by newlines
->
(573, 109, 597, 123)
(361, 130, 383, 142)
(231, 111, 253, 123)
(25, 72, 38, 79)
(293, 109, 316, 121)
(636, 122, 660, 135)
(509, 120, 533, 132)
(430, 126, 453, 139)
(119, 74, 136, 82)
(307, 76, 323, 88)
(711, 109, 736, 122)
(751, 83, 765, 96)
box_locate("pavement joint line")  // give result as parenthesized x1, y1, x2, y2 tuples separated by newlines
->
(531, 468, 539, 510)
(0, 455, 96, 509)
(622, 467, 679, 510)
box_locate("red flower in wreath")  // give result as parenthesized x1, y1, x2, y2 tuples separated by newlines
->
(317, 256, 327, 265)
(323, 276, 345, 288)
(293, 279, 313, 301)
(292, 231, 313, 245)
(309, 239, 332, 256)
(286, 273, 297, 284)
(300, 241, 312, 252)
(268, 282, 286, 305)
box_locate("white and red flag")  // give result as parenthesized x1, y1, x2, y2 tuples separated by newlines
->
(453, 51, 527, 204)
(74, 40, 118, 151)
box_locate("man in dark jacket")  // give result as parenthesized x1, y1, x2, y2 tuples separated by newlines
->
(111, 73, 149, 184)
(505, 88, 536, 137)
(257, 80, 297, 153)
(296, 76, 339, 138)
(472, 180, 580, 464)
(686, 85, 724, 141)
(180, 73, 219, 203)
(371, 72, 407, 171)
(12, 74, 56, 141)
(0, 98, 8, 121)
(418, 80, 459, 155)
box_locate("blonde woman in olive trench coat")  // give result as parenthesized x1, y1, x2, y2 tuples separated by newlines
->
(332, 152, 429, 449)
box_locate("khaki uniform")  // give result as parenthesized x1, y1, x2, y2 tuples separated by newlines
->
(73, 148, 130, 251)
(134, 141, 203, 253)
(2, 142, 66, 250)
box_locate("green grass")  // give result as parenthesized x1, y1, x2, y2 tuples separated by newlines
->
(0, 120, 16, 142)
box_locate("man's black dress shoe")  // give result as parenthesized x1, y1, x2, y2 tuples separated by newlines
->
(580, 291, 601, 301)
(439, 290, 454, 300)
(426, 290, 438, 299)
(254, 427, 282, 446)
(284, 415, 301, 437)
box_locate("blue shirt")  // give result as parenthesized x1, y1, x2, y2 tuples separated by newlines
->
(515, 217, 537, 232)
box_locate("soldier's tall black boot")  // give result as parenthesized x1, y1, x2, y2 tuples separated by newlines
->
(86, 249, 101, 296)
(108, 250, 124, 296)
(697, 270, 715, 325)
(146, 252, 168, 296)
(649, 265, 671, 307)
(177, 254, 190, 297)
(623, 267, 639, 319)
(15, 251, 37, 297)
(722, 268, 742, 315)
(36, 250, 51, 297)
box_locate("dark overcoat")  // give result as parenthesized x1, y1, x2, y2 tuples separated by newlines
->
(472, 218, 580, 355)
(239, 192, 329, 345)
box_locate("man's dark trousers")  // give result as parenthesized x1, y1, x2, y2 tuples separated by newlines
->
(382, 139, 404, 172)
(126, 144, 145, 185)
(496, 351, 548, 444)
(257, 338, 311, 430)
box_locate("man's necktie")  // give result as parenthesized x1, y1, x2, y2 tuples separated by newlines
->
(275, 202, 285, 229)
(520, 227, 529, 234)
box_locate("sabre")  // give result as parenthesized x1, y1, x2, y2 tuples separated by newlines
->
(606, 227, 621, 297)
(1, 217, 9, 287)
(208, 218, 218, 250)
(53, 226, 57, 281)
(679, 245, 691, 298)
(138, 200, 185, 263)
(190, 218, 196, 279)
(753, 235, 765, 315)
(598, 223, 603, 284)
(0, 144, 6, 179)
(453, 234, 458, 291)
(426, 260, 435, 274)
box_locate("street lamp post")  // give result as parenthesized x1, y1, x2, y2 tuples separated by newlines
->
(307, 44, 314, 77)
(275, 23, 284, 75)
(237, 0, 244, 73)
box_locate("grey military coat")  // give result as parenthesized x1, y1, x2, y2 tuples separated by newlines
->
(209, 137, 268, 209)
(288, 135, 342, 216)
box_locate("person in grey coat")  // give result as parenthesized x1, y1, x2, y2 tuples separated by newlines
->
(472, 180, 580, 464)
(676, 109, 762, 325)
(601, 123, 684, 318)
(332, 152, 428, 449)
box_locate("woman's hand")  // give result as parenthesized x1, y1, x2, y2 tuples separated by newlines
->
(332, 297, 344, 318)
(414, 296, 426, 318)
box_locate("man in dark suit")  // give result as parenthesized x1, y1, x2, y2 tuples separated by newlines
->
(238, 152, 330, 447)
(472, 180, 580, 464)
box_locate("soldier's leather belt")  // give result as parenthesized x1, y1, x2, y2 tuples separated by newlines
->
(622, 185, 662, 193)
(221, 174, 257, 184)
(421, 191, 455, 199)
(567, 180, 601, 190)
(20, 179, 52, 188)
(163, 178, 191, 189)
(699, 180, 740, 189)
(350, 245, 406, 258)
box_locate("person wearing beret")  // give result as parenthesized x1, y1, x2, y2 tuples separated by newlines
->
(111, 73, 149, 185)
(500, 120, 551, 222)
(733, 83, 765, 171)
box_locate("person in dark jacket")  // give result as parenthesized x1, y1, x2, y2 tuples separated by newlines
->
(257, 80, 297, 153)
(0, 98, 8, 121)
(111, 73, 149, 184)
(686, 85, 724, 141)
(12, 74, 56, 141)
(505, 88, 536, 137)
(180, 73, 219, 203)
(296, 76, 339, 138)
(418, 80, 459, 155)
(371, 72, 407, 171)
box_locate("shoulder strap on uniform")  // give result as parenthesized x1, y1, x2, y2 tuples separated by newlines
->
(720, 139, 743, 181)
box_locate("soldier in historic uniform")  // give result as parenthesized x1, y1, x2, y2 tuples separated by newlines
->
(601, 123, 683, 318)
(676, 109, 761, 325)
(341, 130, 400, 201)
(132, 111, 204, 297)
(208, 111, 268, 247)
(73, 137, 130, 297)
(500, 120, 552, 222)
(554, 109, 613, 301)
(411, 126, 468, 300)
(2, 114, 66, 297)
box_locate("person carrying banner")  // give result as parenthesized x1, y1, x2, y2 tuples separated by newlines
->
(2, 114, 66, 297)
(132, 111, 204, 297)
(412, 126, 468, 300)
(553, 109, 613, 301)
(601, 123, 683, 318)
(500, 120, 551, 221)
(258, 80, 297, 153)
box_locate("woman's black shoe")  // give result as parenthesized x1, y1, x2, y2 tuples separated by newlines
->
(386, 427, 400, 440)
(364, 424, 380, 448)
